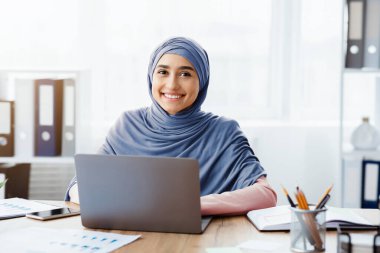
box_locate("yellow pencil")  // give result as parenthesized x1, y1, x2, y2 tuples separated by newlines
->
(298, 190, 309, 210)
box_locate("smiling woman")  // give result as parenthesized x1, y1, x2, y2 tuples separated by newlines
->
(65, 37, 277, 216)
(152, 54, 200, 115)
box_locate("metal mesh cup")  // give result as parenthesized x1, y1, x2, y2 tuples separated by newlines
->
(290, 206, 327, 252)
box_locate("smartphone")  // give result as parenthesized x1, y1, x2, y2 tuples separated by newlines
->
(26, 207, 80, 220)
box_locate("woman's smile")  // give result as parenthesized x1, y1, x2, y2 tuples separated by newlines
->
(152, 53, 200, 115)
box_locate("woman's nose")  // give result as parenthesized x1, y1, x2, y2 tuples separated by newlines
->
(165, 75, 178, 89)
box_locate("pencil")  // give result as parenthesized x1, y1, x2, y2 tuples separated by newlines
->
(295, 187, 323, 249)
(281, 185, 296, 207)
(295, 187, 309, 210)
(300, 190, 309, 210)
(293, 188, 319, 247)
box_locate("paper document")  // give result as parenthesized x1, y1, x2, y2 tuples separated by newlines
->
(237, 240, 283, 251)
(0, 198, 59, 219)
(247, 205, 376, 231)
(206, 248, 242, 253)
(0, 227, 141, 253)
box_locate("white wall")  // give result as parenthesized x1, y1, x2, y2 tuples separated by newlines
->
(243, 124, 340, 205)
(0, 0, 343, 204)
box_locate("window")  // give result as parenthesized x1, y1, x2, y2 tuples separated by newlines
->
(101, 0, 274, 121)
(100, 0, 342, 125)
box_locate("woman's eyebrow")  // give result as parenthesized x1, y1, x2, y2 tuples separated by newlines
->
(156, 64, 195, 71)
(178, 66, 195, 71)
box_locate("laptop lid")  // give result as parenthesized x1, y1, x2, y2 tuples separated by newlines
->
(75, 154, 209, 234)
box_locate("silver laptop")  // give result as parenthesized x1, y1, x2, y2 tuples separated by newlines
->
(75, 154, 212, 234)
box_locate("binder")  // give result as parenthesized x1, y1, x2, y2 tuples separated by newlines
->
(343, 159, 362, 207)
(361, 160, 380, 208)
(346, 0, 366, 68)
(14, 79, 34, 158)
(0, 100, 15, 157)
(363, 0, 380, 68)
(337, 224, 380, 253)
(34, 79, 64, 156)
(61, 79, 75, 156)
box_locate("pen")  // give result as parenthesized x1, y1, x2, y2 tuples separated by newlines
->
(316, 184, 333, 209)
(316, 194, 330, 209)
(281, 185, 296, 207)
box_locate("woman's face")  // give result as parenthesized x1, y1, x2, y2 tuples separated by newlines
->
(152, 54, 200, 115)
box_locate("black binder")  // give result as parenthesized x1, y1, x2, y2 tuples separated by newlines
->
(34, 79, 64, 156)
(346, 0, 366, 68)
(361, 160, 380, 208)
(0, 100, 15, 157)
(337, 224, 380, 253)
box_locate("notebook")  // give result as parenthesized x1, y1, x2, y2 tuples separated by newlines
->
(75, 154, 212, 234)
(247, 205, 377, 231)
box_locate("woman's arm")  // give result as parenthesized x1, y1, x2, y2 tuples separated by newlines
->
(68, 182, 80, 204)
(65, 142, 114, 203)
(200, 176, 277, 216)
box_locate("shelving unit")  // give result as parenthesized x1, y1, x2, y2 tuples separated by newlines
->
(342, 149, 380, 160)
(0, 157, 74, 164)
(340, 40, 380, 207)
(340, 71, 380, 207)
(0, 69, 91, 164)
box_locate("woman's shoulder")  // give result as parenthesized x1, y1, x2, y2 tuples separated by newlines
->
(119, 107, 148, 119)
(205, 111, 238, 125)
(205, 112, 240, 130)
(111, 108, 148, 127)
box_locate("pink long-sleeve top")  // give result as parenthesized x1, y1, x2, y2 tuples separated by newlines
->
(67, 176, 277, 216)
(201, 176, 277, 216)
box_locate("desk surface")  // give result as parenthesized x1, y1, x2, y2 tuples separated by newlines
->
(0, 201, 379, 253)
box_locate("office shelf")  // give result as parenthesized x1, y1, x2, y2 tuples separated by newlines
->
(0, 69, 92, 165)
(0, 157, 74, 164)
(342, 149, 380, 160)
(344, 69, 380, 74)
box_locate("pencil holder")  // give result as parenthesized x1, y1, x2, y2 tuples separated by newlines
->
(290, 205, 327, 253)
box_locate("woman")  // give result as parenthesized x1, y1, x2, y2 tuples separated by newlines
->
(66, 37, 277, 215)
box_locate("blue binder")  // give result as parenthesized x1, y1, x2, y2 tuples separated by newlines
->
(361, 159, 380, 208)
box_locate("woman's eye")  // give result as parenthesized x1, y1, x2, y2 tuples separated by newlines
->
(157, 70, 168, 75)
(180, 72, 191, 77)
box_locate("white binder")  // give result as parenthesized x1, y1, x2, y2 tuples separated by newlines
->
(15, 79, 34, 158)
(0, 100, 14, 156)
(363, 0, 380, 68)
(61, 79, 75, 156)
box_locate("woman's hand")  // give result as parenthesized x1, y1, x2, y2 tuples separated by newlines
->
(200, 177, 277, 216)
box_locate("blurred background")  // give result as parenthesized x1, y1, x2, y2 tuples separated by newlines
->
(0, 0, 378, 208)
